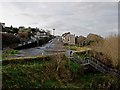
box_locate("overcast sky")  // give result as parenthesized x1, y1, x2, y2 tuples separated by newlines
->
(0, 2, 118, 37)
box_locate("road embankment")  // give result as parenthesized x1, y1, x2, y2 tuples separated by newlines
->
(2, 55, 51, 65)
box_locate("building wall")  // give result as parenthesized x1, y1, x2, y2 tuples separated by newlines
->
(0, 22, 5, 31)
(63, 34, 75, 45)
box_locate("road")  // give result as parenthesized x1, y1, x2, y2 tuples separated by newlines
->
(13, 36, 66, 58)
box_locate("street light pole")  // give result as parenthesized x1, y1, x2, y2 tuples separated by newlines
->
(69, 36, 71, 52)
(68, 36, 71, 67)
(53, 29, 55, 37)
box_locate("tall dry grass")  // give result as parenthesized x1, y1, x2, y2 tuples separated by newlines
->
(91, 34, 119, 68)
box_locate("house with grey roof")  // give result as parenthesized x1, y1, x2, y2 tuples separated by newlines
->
(62, 32, 75, 45)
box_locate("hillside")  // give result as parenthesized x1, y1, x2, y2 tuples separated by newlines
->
(2, 54, 120, 89)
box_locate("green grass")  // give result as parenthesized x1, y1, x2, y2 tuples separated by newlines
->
(2, 49, 20, 59)
(43, 78, 58, 88)
(73, 51, 94, 60)
(2, 61, 50, 88)
(2, 56, 120, 89)
(64, 45, 92, 51)
(69, 60, 80, 72)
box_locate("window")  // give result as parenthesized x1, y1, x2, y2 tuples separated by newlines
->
(68, 39, 69, 41)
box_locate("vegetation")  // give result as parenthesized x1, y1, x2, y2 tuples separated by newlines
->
(2, 33, 20, 48)
(3, 54, 51, 65)
(2, 49, 19, 59)
(90, 34, 119, 69)
(76, 33, 104, 47)
(2, 25, 19, 33)
(2, 25, 54, 50)
(86, 33, 103, 43)
(73, 51, 94, 60)
(69, 60, 80, 72)
(64, 45, 91, 51)
(2, 54, 120, 89)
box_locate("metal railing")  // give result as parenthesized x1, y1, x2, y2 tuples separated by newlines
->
(70, 56, 120, 78)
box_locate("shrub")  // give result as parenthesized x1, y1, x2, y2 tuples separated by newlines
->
(90, 34, 119, 68)
(91, 74, 120, 89)
(69, 60, 79, 73)
(2, 33, 20, 48)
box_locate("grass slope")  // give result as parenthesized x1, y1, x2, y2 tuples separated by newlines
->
(2, 55, 120, 89)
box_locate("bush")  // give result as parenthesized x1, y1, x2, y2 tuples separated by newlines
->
(91, 74, 120, 89)
(90, 34, 119, 68)
(2, 33, 20, 48)
(69, 60, 80, 73)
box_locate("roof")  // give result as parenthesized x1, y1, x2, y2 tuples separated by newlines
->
(62, 32, 70, 37)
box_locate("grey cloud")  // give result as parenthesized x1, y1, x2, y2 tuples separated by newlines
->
(20, 13, 35, 17)
(1, 2, 118, 37)
(30, 22, 39, 25)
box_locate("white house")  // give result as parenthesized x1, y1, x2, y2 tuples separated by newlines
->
(62, 32, 75, 45)
(0, 22, 5, 31)
(34, 31, 48, 38)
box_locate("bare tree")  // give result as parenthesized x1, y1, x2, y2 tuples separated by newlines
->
(54, 41, 64, 71)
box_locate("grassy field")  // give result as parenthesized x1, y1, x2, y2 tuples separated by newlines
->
(2, 54, 120, 89)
